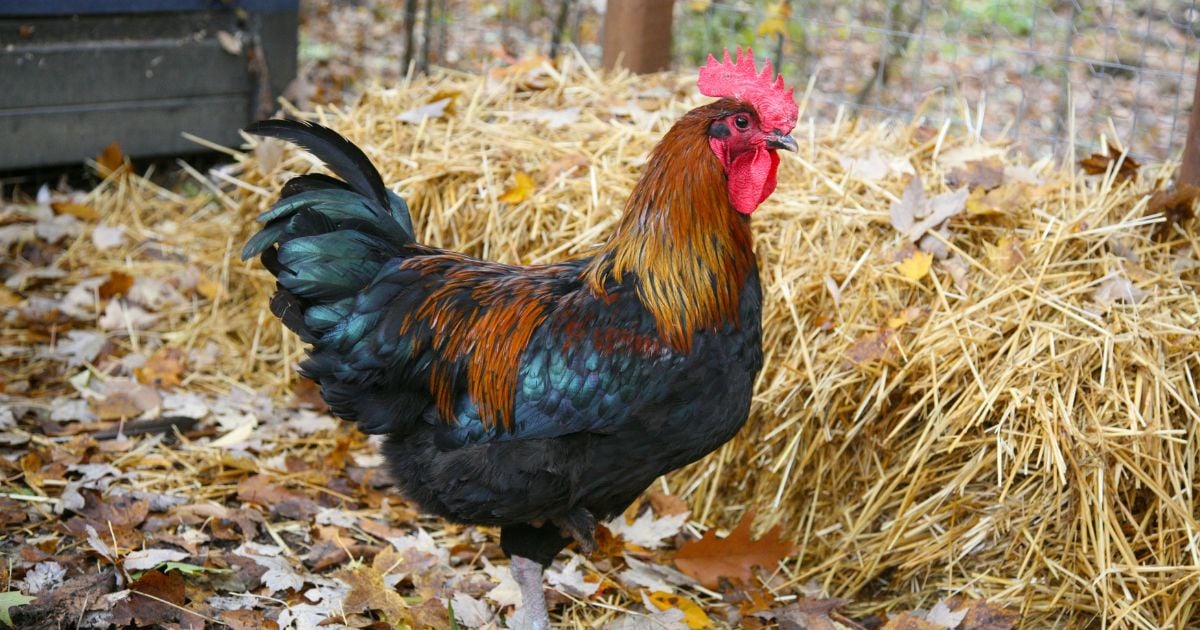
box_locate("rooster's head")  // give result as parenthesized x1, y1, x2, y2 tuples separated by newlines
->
(697, 48, 798, 214)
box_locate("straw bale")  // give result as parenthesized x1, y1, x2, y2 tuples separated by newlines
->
(82, 56, 1199, 627)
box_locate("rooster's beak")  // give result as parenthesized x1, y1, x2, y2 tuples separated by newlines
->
(766, 132, 798, 152)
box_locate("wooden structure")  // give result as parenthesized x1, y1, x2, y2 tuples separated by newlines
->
(601, 0, 673, 74)
(1179, 64, 1200, 187)
(0, 0, 298, 171)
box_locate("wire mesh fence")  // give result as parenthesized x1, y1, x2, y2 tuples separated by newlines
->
(674, 1, 1200, 162)
(307, 1, 1200, 162)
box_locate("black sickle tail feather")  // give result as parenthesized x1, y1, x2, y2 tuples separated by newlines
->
(241, 119, 415, 343)
(244, 119, 390, 212)
(238, 120, 417, 343)
(242, 120, 428, 433)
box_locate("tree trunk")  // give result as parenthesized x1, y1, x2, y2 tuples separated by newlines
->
(602, 0, 673, 73)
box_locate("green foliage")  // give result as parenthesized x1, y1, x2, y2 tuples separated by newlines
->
(159, 562, 232, 576)
(675, 1, 809, 84)
(946, 0, 1034, 37)
(0, 592, 35, 628)
(675, 2, 760, 67)
(299, 34, 335, 63)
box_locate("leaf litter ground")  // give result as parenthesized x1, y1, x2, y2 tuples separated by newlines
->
(2, 53, 1198, 629)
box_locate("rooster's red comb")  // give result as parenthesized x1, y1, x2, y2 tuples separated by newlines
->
(697, 47, 797, 133)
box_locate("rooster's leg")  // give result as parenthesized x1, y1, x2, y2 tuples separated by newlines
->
(509, 555, 552, 630)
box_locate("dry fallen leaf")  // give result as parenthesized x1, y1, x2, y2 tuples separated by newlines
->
(0, 287, 20, 309)
(543, 153, 589, 180)
(450, 592, 493, 628)
(336, 563, 408, 626)
(237, 474, 319, 520)
(482, 559, 523, 609)
(984, 236, 1025, 273)
(926, 598, 969, 628)
(398, 97, 452, 125)
(616, 555, 695, 593)
(1092, 273, 1148, 308)
(913, 189, 969, 244)
(883, 612, 944, 630)
(965, 183, 1026, 216)
(490, 55, 551, 79)
(648, 591, 712, 629)
(51, 201, 99, 221)
(1147, 184, 1198, 239)
(123, 548, 190, 572)
(99, 271, 135, 300)
(220, 609, 280, 630)
(408, 597, 452, 628)
(673, 511, 795, 589)
(845, 328, 897, 366)
(90, 380, 162, 420)
(499, 171, 536, 204)
(890, 176, 924, 235)
(886, 305, 928, 330)
(937, 145, 1006, 170)
(941, 597, 1020, 630)
(1079, 142, 1139, 182)
(98, 299, 159, 331)
(91, 224, 126, 251)
(136, 347, 186, 389)
(53, 330, 107, 367)
(195, 273, 220, 301)
(608, 509, 688, 549)
(773, 598, 851, 630)
(111, 570, 188, 627)
(647, 489, 690, 517)
(546, 556, 601, 598)
(11, 571, 115, 628)
(208, 414, 258, 448)
(897, 250, 934, 281)
(96, 142, 125, 177)
(890, 175, 968, 246)
(946, 157, 1005, 191)
(941, 255, 970, 292)
(235, 543, 304, 595)
(1004, 164, 1043, 185)
(426, 89, 462, 115)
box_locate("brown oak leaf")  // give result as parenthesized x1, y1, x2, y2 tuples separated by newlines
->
(110, 570, 191, 627)
(1079, 142, 1138, 182)
(673, 511, 795, 589)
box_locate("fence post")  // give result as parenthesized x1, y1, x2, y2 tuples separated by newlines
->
(602, 0, 673, 73)
(1178, 61, 1200, 187)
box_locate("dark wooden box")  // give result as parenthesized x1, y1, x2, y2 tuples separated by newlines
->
(0, 0, 298, 171)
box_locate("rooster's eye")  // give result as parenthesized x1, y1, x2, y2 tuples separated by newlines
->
(734, 115, 750, 130)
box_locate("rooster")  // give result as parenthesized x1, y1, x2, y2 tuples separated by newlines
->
(243, 49, 797, 628)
